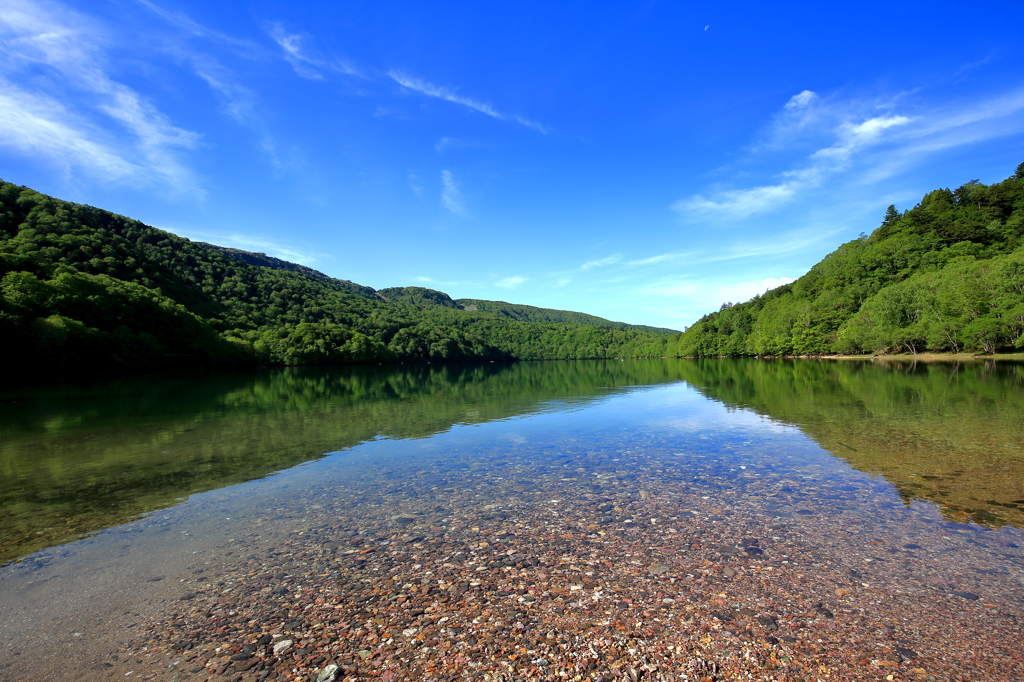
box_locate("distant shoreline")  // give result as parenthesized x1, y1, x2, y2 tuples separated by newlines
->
(668, 352, 1024, 362)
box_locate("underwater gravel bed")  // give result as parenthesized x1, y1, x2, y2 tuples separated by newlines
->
(106, 443, 1024, 682)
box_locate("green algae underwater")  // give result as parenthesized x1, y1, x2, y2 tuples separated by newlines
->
(2, 357, 1022, 565)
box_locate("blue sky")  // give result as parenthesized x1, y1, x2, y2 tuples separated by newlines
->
(2, 0, 1023, 330)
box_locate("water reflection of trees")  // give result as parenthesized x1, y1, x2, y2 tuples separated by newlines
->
(0, 359, 688, 563)
(676, 358, 1024, 528)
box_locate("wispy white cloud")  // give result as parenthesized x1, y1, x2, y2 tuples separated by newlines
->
(135, 0, 258, 52)
(954, 54, 993, 79)
(183, 54, 283, 167)
(266, 22, 359, 80)
(268, 23, 324, 80)
(388, 70, 546, 133)
(495, 276, 526, 288)
(676, 91, 914, 217)
(435, 136, 459, 153)
(440, 170, 465, 215)
(435, 136, 485, 153)
(677, 85, 1024, 221)
(408, 172, 424, 197)
(131, 1, 286, 167)
(580, 254, 622, 270)
(644, 276, 796, 306)
(410, 276, 462, 287)
(677, 180, 804, 217)
(0, 0, 200, 191)
(710, 226, 845, 263)
(810, 114, 913, 163)
(627, 251, 695, 266)
(546, 254, 624, 284)
(852, 89, 1024, 185)
(0, 82, 142, 181)
(170, 228, 318, 265)
(625, 227, 840, 284)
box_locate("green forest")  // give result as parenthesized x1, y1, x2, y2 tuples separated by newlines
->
(671, 163, 1024, 357)
(455, 297, 679, 334)
(3, 162, 1022, 375)
(0, 181, 673, 376)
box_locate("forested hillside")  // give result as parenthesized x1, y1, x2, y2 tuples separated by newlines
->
(0, 180, 671, 375)
(671, 163, 1024, 356)
(377, 286, 462, 308)
(199, 243, 382, 300)
(6, 162, 1019, 375)
(456, 298, 679, 334)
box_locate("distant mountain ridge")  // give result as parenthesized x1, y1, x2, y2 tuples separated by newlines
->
(372, 286, 679, 333)
(454, 298, 680, 334)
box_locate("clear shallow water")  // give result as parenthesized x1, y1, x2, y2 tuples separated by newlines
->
(2, 358, 1024, 680)
(2, 358, 1022, 565)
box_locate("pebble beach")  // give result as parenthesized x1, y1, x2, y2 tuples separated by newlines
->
(100, 443, 1024, 681)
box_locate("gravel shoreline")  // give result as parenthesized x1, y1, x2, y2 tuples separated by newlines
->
(93, 441, 1024, 682)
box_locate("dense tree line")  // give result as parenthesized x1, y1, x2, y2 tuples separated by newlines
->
(671, 163, 1024, 356)
(455, 298, 680, 334)
(0, 180, 672, 375)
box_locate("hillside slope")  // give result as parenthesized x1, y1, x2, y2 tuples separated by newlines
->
(672, 163, 1024, 356)
(0, 180, 671, 375)
(199, 243, 383, 300)
(374, 286, 679, 333)
(456, 298, 679, 334)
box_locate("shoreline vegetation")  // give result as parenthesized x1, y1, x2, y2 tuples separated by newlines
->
(675, 163, 1024, 359)
(669, 352, 1024, 361)
(2, 162, 1022, 379)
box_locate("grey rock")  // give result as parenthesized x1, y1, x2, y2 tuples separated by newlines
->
(895, 646, 918, 660)
(317, 664, 340, 682)
(952, 591, 980, 600)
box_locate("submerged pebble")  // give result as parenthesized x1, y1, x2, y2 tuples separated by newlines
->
(95, 432, 1024, 682)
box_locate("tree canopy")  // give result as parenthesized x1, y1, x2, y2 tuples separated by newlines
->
(670, 164, 1024, 356)
(0, 180, 672, 376)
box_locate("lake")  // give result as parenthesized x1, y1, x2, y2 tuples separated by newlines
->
(1, 358, 1023, 681)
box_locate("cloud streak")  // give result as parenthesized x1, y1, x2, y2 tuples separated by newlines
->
(171, 228, 319, 265)
(627, 251, 695, 266)
(580, 254, 622, 270)
(136, 0, 258, 52)
(675, 86, 1024, 219)
(388, 70, 545, 132)
(440, 170, 465, 215)
(267, 22, 359, 79)
(644, 276, 797, 307)
(495, 276, 526, 288)
(0, 83, 142, 181)
(0, 0, 200, 191)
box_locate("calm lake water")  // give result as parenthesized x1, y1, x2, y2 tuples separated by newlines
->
(3, 358, 1023, 565)
(3, 358, 1024, 681)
